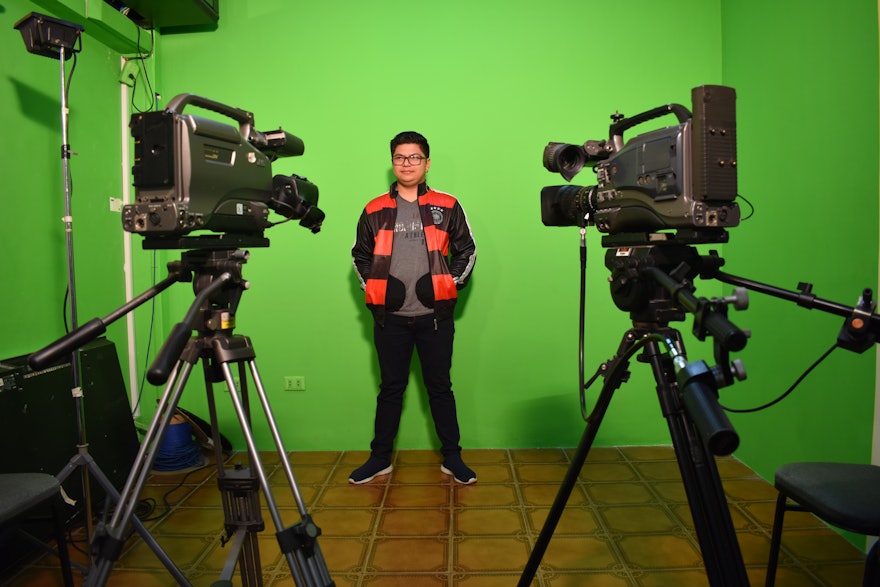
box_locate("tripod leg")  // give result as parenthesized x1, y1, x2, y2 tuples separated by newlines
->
(643, 337, 749, 587)
(85, 358, 196, 587)
(219, 357, 333, 587)
(245, 359, 335, 587)
(518, 333, 636, 587)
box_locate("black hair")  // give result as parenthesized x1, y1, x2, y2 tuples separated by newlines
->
(390, 131, 430, 158)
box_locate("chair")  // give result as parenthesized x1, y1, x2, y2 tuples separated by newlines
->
(765, 461, 880, 587)
(0, 473, 74, 587)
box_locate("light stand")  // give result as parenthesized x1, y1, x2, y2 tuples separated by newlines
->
(15, 10, 104, 559)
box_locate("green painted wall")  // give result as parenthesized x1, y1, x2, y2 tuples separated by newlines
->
(3, 0, 877, 495)
(1, 3, 131, 376)
(143, 0, 726, 453)
(720, 0, 879, 484)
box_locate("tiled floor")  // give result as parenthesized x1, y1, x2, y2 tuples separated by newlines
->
(2, 446, 869, 586)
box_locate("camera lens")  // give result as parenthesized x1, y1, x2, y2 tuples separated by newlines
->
(541, 184, 593, 227)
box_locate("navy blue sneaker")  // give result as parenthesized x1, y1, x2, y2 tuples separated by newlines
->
(349, 456, 392, 484)
(441, 455, 477, 484)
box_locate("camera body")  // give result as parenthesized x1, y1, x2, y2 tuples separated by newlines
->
(122, 94, 322, 245)
(541, 85, 739, 244)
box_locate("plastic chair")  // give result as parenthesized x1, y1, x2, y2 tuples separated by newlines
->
(0, 473, 74, 586)
(765, 461, 880, 586)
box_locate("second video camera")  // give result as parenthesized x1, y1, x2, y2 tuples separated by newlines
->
(541, 85, 740, 244)
(122, 94, 324, 247)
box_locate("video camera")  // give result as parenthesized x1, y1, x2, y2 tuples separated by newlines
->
(541, 85, 739, 245)
(122, 94, 324, 248)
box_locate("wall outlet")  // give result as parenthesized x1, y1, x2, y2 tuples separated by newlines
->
(119, 60, 139, 87)
(284, 376, 306, 391)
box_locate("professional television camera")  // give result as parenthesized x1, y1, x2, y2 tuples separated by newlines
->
(122, 93, 324, 248)
(541, 85, 739, 245)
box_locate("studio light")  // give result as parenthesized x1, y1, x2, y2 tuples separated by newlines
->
(14, 12, 83, 60)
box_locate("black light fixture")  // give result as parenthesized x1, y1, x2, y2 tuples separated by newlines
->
(14, 12, 83, 60)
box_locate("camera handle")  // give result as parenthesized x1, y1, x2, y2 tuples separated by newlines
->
(165, 92, 261, 147)
(608, 102, 692, 151)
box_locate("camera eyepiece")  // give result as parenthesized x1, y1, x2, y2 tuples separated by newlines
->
(543, 143, 586, 182)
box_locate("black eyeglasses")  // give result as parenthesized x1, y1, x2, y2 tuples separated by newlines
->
(392, 154, 427, 166)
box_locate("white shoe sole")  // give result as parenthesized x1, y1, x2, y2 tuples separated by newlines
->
(440, 465, 477, 484)
(349, 465, 392, 484)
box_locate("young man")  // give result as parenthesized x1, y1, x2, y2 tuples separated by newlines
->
(350, 131, 477, 484)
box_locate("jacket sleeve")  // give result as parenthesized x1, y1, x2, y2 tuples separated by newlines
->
(447, 201, 476, 288)
(351, 209, 374, 289)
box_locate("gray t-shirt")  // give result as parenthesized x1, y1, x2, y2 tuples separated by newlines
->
(389, 197, 431, 316)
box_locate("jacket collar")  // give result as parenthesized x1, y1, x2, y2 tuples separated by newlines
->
(390, 181, 429, 199)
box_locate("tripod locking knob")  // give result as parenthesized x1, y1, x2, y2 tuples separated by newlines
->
(729, 358, 747, 381)
(718, 287, 748, 311)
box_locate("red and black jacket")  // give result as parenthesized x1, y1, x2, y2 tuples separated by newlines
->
(352, 182, 477, 325)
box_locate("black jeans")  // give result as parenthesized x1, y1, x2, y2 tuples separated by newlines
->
(370, 313, 462, 460)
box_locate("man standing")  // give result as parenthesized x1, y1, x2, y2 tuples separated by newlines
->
(350, 131, 477, 484)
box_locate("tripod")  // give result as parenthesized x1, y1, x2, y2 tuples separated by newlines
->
(519, 242, 751, 587)
(32, 246, 334, 587)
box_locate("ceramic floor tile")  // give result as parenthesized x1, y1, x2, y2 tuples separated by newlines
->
(2, 446, 870, 587)
(384, 484, 449, 508)
(577, 461, 640, 482)
(455, 507, 525, 536)
(509, 448, 568, 463)
(317, 536, 370, 573)
(312, 508, 377, 537)
(378, 508, 450, 536)
(370, 537, 447, 572)
(390, 464, 447, 484)
(581, 446, 627, 462)
(527, 506, 599, 535)
(118, 535, 214, 569)
(587, 481, 655, 505)
(615, 534, 703, 568)
(540, 534, 619, 570)
(519, 484, 575, 507)
(630, 460, 685, 481)
(454, 483, 519, 507)
(514, 462, 571, 483)
(464, 463, 512, 484)
(598, 505, 682, 534)
(455, 536, 532, 572)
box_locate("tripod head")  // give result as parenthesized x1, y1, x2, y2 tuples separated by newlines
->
(604, 242, 748, 352)
(596, 241, 750, 455)
(147, 248, 253, 386)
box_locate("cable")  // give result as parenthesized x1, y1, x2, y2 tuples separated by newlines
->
(722, 343, 838, 413)
(153, 418, 204, 472)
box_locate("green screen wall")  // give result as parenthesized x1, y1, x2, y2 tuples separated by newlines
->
(143, 0, 726, 454)
(2, 0, 877, 496)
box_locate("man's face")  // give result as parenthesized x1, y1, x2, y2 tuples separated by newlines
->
(392, 143, 431, 189)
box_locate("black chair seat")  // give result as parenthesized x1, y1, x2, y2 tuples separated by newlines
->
(0, 473, 63, 524)
(766, 461, 880, 587)
(0, 473, 74, 586)
(775, 462, 880, 535)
